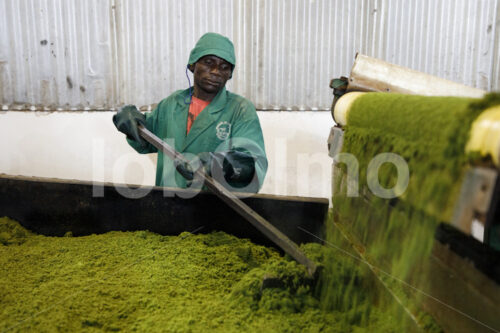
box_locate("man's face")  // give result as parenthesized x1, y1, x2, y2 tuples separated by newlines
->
(191, 55, 232, 96)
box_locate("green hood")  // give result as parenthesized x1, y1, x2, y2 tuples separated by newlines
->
(188, 32, 236, 67)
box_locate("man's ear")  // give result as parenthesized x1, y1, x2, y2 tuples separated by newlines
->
(188, 64, 195, 73)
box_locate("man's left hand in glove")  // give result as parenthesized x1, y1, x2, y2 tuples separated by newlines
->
(174, 150, 256, 187)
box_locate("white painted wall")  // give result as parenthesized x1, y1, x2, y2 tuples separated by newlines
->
(0, 111, 333, 199)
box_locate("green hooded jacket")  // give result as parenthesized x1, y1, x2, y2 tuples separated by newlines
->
(127, 87, 268, 191)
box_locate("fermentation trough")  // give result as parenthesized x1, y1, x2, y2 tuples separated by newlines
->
(0, 174, 328, 249)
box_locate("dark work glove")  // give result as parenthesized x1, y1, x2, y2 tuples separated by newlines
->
(175, 159, 196, 181)
(216, 150, 255, 184)
(113, 105, 146, 146)
(174, 151, 255, 186)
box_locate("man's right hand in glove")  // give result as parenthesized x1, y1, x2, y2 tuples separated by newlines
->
(113, 105, 146, 147)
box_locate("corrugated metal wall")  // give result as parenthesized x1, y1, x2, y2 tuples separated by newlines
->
(1, 0, 499, 111)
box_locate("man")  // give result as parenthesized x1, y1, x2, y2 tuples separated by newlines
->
(113, 32, 268, 192)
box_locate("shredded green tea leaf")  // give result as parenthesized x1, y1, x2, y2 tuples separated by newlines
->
(0, 217, 342, 332)
(322, 93, 500, 331)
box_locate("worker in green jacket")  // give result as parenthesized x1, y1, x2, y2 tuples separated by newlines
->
(112, 32, 268, 193)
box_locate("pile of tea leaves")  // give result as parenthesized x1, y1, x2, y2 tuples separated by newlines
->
(0, 216, 400, 332)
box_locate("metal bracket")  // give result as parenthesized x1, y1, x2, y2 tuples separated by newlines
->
(451, 168, 498, 240)
(327, 126, 344, 158)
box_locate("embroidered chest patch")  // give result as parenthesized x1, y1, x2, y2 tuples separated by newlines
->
(216, 121, 231, 140)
